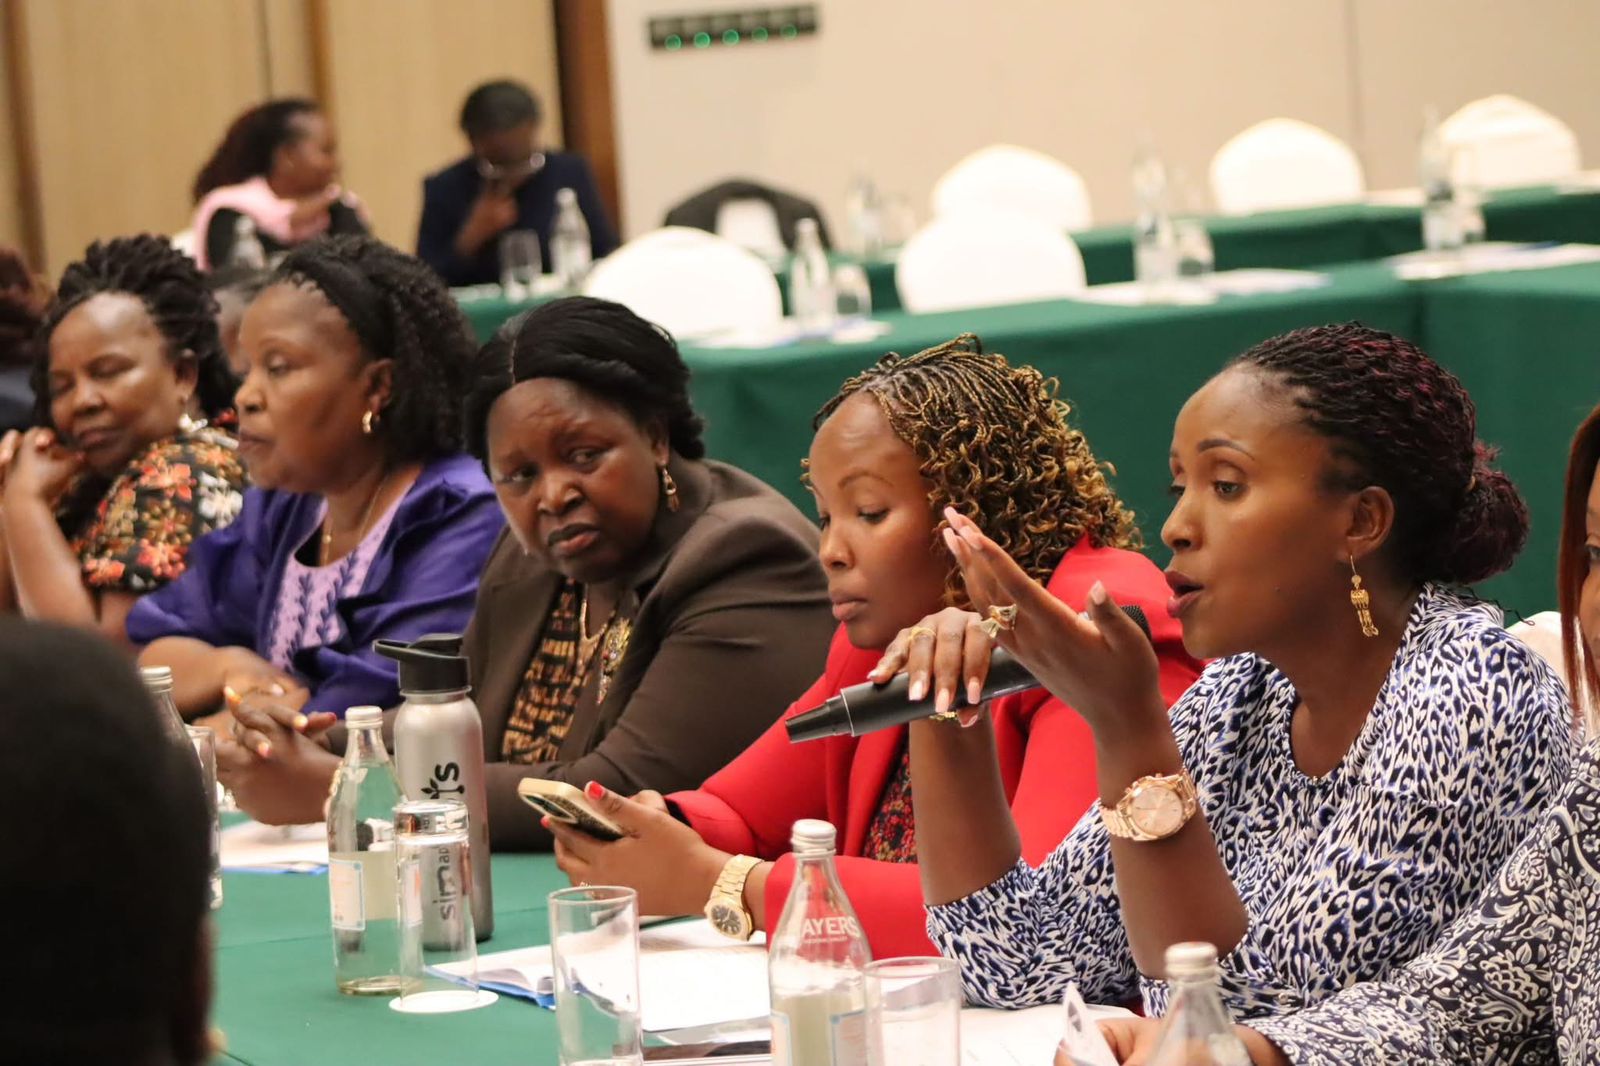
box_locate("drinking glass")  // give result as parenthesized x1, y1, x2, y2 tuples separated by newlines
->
(832, 263, 873, 319)
(392, 799, 493, 1013)
(499, 230, 543, 298)
(186, 726, 222, 910)
(1174, 218, 1215, 279)
(549, 885, 643, 1066)
(866, 957, 961, 1066)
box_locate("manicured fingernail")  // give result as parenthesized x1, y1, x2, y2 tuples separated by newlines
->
(1088, 580, 1107, 607)
(268, 684, 285, 696)
(935, 688, 951, 717)
(293, 714, 309, 730)
(584, 781, 605, 800)
(255, 741, 272, 759)
(540, 816, 551, 829)
(942, 528, 960, 553)
(968, 678, 982, 704)
(909, 676, 927, 702)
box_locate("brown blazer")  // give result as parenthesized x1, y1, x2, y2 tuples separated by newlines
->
(466, 455, 833, 849)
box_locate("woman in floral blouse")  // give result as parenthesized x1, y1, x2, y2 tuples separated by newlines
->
(0, 235, 244, 646)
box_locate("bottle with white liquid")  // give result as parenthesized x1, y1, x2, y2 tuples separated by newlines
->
(327, 705, 408, 995)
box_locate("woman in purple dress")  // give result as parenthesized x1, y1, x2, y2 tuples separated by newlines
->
(130, 235, 503, 727)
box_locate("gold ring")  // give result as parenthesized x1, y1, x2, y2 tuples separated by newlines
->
(974, 618, 1002, 640)
(986, 603, 1019, 631)
(927, 708, 961, 724)
(905, 625, 937, 642)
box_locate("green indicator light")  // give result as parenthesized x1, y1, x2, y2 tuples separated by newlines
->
(723, 28, 740, 44)
(752, 26, 768, 41)
(664, 34, 682, 49)
(693, 31, 712, 47)
(781, 24, 798, 38)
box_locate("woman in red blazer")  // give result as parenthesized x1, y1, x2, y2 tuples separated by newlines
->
(547, 335, 1202, 957)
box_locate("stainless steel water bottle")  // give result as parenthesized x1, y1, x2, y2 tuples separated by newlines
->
(374, 634, 494, 941)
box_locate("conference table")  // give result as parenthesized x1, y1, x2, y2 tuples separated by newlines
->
(455, 183, 1600, 338)
(214, 855, 569, 1066)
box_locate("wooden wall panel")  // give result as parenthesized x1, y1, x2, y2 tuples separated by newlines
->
(262, 0, 316, 97)
(15, 0, 269, 272)
(0, 3, 30, 258)
(316, 0, 562, 248)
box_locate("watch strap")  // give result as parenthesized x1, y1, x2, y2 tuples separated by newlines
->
(1098, 769, 1198, 842)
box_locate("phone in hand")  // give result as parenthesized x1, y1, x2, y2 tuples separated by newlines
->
(517, 778, 626, 841)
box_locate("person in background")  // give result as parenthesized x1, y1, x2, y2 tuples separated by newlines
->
(0, 236, 244, 645)
(205, 263, 269, 378)
(545, 336, 1201, 956)
(0, 245, 47, 435)
(130, 236, 503, 738)
(1, 618, 214, 1066)
(190, 98, 369, 272)
(218, 297, 833, 841)
(896, 324, 1573, 1021)
(416, 79, 618, 287)
(1093, 397, 1600, 1066)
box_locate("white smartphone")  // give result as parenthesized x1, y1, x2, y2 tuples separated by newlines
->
(517, 778, 626, 841)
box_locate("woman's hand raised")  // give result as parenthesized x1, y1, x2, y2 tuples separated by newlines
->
(939, 507, 1167, 740)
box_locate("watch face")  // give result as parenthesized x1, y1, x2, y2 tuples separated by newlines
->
(1128, 782, 1186, 837)
(708, 901, 748, 938)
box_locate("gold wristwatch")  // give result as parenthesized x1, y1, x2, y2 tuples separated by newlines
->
(704, 855, 762, 940)
(1099, 769, 1198, 842)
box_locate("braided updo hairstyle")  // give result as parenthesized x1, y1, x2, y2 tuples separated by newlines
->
(272, 235, 474, 464)
(192, 98, 318, 202)
(33, 235, 236, 424)
(813, 334, 1140, 607)
(1231, 322, 1527, 586)
(466, 296, 706, 464)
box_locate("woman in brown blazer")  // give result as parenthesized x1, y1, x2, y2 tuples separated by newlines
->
(221, 297, 833, 849)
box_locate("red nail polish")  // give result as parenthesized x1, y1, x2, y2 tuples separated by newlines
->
(585, 781, 605, 800)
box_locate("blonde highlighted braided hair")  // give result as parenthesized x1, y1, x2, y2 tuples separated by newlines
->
(811, 334, 1140, 608)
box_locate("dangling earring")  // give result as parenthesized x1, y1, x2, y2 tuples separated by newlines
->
(659, 466, 680, 512)
(1349, 555, 1379, 637)
(362, 410, 377, 435)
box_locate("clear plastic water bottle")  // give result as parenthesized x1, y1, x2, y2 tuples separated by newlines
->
(327, 705, 409, 995)
(1146, 942, 1250, 1066)
(140, 665, 190, 747)
(789, 218, 836, 334)
(550, 187, 592, 289)
(845, 174, 884, 258)
(1133, 148, 1178, 295)
(230, 214, 268, 270)
(768, 819, 872, 1066)
(1419, 106, 1463, 254)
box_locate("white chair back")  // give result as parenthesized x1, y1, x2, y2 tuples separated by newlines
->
(931, 145, 1093, 231)
(1440, 94, 1581, 188)
(1508, 611, 1592, 731)
(713, 199, 788, 261)
(1209, 118, 1365, 215)
(895, 210, 1087, 314)
(582, 227, 783, 339)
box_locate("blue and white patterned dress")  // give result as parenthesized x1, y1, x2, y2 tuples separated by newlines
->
(1250, 739, 1600, 1064)
(926, 584, 1575, 1019)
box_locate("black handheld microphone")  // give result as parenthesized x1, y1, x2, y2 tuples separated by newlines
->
(785, 604, 1151, 743)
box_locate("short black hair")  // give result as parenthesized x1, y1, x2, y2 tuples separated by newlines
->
(459, 79, 541, 138)
(272, 235, 476, 464)
(34, 234, 237, 424)
(192, 97, 319, 202)
(0, 619, 210, 1063)
(466, 296, 707, 466)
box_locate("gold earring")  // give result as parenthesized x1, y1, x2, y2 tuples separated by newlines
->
(659, 466, 680, 512)
(1349, 555, 1379, 638)
(362, 410, 376, 435)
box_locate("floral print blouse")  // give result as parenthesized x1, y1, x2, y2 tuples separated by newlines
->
(61, 431, 246, 594)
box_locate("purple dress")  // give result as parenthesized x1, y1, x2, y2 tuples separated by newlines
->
(126, 454, 505, 715)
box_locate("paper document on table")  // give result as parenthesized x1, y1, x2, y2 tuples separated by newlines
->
(1391, 241, 1600, 279)
(220, 820, 327, 873)
(443, 919, 771, 1032)
(960, 992, 1131, 1066)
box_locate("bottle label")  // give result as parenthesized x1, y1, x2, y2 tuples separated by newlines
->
(831, 1008, 868, 1066)
(329, 858, 364, 932)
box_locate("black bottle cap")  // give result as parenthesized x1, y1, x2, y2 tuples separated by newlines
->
(373, 634, 470, 694)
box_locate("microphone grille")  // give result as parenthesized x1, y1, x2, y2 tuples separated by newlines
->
(1121, 603, 1151, 640)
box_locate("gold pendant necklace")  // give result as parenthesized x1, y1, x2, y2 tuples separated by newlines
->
(320, 470, 390, 567)
(577, 588, 614, 665)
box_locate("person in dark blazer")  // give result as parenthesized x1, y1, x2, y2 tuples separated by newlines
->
(224, 297, 833, 848)
(416, 80, 619, 287)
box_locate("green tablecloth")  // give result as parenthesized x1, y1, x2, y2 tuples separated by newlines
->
(215, 857, 569, 1066)
(454, 186, 1600, 340)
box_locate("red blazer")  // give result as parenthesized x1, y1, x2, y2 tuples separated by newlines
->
(670, 540, 1202, 957)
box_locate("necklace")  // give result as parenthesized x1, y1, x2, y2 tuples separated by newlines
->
(576, 588, 616, 665)
(319, 470, 391, 567)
